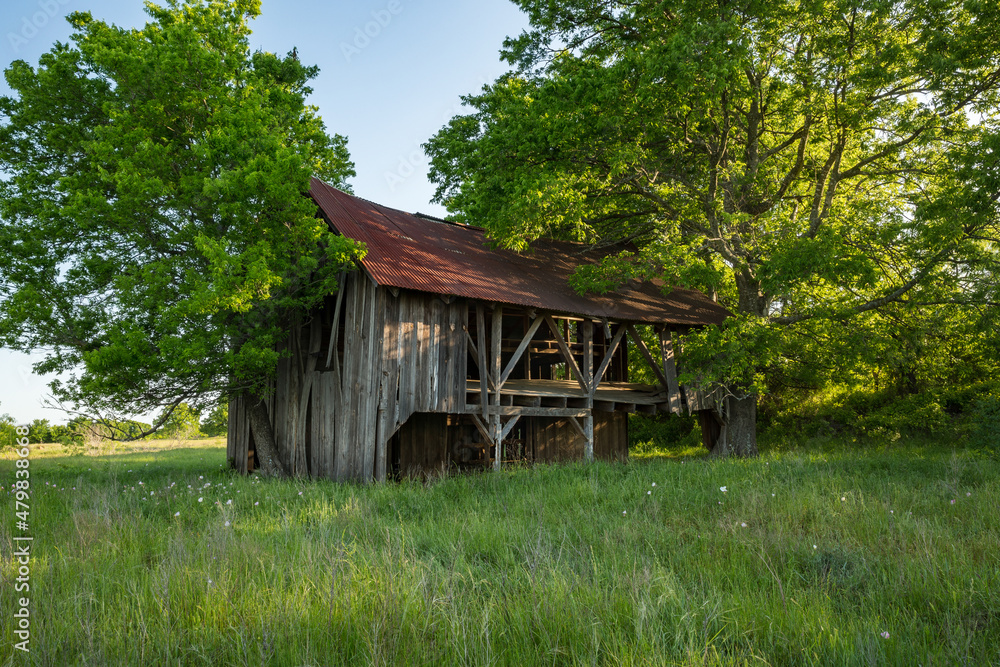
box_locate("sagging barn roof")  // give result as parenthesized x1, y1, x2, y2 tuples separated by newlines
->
(310, 178, 730, 326)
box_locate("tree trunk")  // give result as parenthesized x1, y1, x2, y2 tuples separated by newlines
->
(710, 270, 765, 457)
(246, 397, 287, 477)
(710, 394, 758, 458)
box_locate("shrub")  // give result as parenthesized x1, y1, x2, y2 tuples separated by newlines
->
(970, 395, 1000, 452)
(629, 412, 700, 453)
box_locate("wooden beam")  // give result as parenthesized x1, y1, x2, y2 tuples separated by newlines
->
(491, 304, 503, 470)
(659, 328, 682, 415)
(470, 413, 491, 443)
(567, 416, 587, 441)
(626, 324, 671, 390)
(465, 328, 479, 369)
(499, 315, 543, 387)
(500, 415, 521, 441)
(491, 305, 503, 392)
(582, 320, 594, 387)
(464, 405, 590, 418)
(295, 317, 323, 476)
(543, 314, 589, 392)
(324, 270, 348, 368)
(581, 321, 596, 463)
(476, 303, 489, 417)
(592, 325, 625, 392)
(601, 318, 612, 339)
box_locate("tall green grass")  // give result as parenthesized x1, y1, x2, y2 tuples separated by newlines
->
(1, 438, 998, 665)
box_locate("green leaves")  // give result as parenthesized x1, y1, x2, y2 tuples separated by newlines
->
(0, 0, 359, 426)
(426, 0, 1000, 400)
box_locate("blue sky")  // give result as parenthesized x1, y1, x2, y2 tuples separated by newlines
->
(0, 0, 530, 423)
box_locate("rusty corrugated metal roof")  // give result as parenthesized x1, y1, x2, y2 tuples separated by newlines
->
(310, 178, 730, 326)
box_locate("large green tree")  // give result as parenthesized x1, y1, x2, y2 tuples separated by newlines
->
(426, 0, 1000, 455)
(0, 0, 360, 475)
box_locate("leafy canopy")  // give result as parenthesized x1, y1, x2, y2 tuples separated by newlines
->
(426, 0, 1000, 392)
(0, 0, 360, 434)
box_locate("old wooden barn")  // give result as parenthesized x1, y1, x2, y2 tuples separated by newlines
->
(227, 178, 731, 481)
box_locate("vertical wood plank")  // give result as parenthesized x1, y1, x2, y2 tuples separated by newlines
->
(476, 303, 489, 419)
(226, 396, 237, 472)
(359, 275, 375, 480)
(659, 328, 682, 416)
(376, 289, 398, 482)
(334, 273, 358, 481)
(361, 280, 382, 482)
(582, 320, 595, 462)
(491, 305, 503, 469)
(326, 369, 338, 479)
(454, 302, 468, 411)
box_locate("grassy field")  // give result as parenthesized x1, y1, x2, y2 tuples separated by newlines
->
(1, 436, 998, 665)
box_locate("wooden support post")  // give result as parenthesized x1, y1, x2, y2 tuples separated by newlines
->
(523, 314, 532, 380)
(476, 303, 489, 417)
(658, 328, 682, 415)
(582, 319, 594, 462)
(491, 305, 504, 469)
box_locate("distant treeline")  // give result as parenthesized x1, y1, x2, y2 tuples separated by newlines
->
(0, 402, 227, 447)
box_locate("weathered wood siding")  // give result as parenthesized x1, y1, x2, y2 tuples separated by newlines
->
(226, 276, 648, 482)
(227, 276, 469, 482)
(593, 411, 629, 461)
(375, 291, 466, 478)
(527, 412, 628, 463)
(226, 395, 248, 474)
